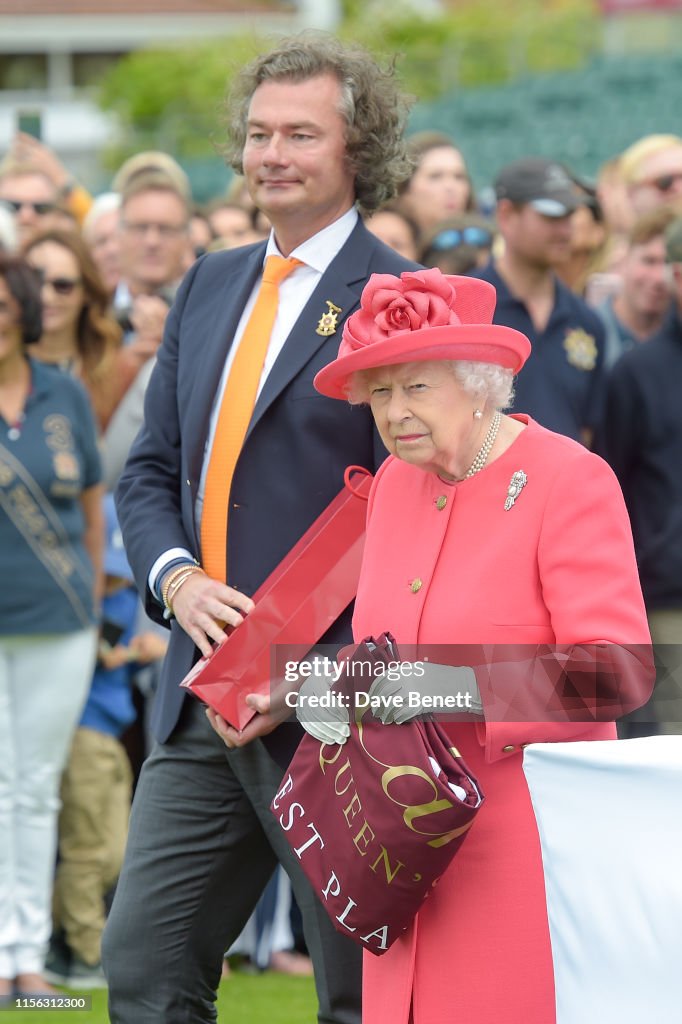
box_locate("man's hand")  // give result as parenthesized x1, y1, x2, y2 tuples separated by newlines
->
(128, 295, 169, 361)
(128, 631, 168, 664)
(171, 573, 254, 657)
(98, 643, 131, 671)
(206, 678, 294, 749)
(12, 132, 71, 191)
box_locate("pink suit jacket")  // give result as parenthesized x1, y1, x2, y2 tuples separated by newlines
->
(353, 417, 653, 1024)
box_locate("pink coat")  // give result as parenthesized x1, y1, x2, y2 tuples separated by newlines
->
(353, 417, 652, 1024)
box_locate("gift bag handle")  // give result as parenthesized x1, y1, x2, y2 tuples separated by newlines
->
(344, 465, 372, 499)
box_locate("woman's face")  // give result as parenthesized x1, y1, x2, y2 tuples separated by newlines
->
(366, 360, 481, 479)
(0, 275, 23, 363)
(405, 147, 471, 229)
(26, 240, 84, 337)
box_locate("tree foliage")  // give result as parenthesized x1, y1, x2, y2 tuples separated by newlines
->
(97, 32, 270, 166)
(96, 0, 599, 165)
(340, 0, 599, 98)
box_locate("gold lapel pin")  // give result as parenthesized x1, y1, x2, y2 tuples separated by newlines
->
(316, 300, 342, 337)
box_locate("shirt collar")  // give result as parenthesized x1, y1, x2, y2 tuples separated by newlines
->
(27, 356, 59, 399)
(265, 207, 358, 274)
(113, 279, 132, 312)
(488, 259, 567, 313)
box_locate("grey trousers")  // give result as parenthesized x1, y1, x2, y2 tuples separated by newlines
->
(102, 699, 361, 1023)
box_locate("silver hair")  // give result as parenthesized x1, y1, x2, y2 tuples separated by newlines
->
(347, 360, 515, 409)
(82, 192, 121, 238)
(450, 361, 515, 409)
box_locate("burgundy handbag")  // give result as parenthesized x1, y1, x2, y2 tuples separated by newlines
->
(270, 634, 484, 955)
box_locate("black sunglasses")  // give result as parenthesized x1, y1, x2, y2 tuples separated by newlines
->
(34, 271, 82, 296)
(0, 198, 56, 216)
(429, 227, 494, 251)
(642, 172, 682, 193)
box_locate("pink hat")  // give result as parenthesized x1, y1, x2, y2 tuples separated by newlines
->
(313, 268, 531, 400)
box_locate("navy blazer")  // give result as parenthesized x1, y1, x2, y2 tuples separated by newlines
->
(116, 219, 417, 758)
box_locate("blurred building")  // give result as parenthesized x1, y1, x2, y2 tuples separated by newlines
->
(0, 0, 340, 187)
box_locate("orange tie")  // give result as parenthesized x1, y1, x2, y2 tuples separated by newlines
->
(201, 255, 302, 581)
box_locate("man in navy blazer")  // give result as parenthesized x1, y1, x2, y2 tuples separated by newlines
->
(104, 34, 417, 1024)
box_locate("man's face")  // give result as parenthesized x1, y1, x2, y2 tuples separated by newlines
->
(119, 189, 189, 294)
(242, 74, 356, 244)
(0, 172, 57, 245)
(628, 146, 682, 217)
(501, 202, 574, 270)
(620, 235, 671, 319)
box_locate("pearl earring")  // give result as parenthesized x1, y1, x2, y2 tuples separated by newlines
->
(473, 409, 483, 420)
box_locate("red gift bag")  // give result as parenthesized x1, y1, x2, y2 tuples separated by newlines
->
(180, 467, 373, 729)
(270, 634, 484, 955)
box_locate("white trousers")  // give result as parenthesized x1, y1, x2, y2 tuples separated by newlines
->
(0, 629, 97, 977)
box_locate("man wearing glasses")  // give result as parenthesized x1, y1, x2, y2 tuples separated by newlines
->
(0, 159, 57, 247)
(111, 171, 193, 405)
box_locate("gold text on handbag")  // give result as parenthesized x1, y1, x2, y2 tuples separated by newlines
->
(271, 701, 480, 954)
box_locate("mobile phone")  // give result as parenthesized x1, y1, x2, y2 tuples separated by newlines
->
(17, 108, 42, 140)
(100, 619, 126, 650)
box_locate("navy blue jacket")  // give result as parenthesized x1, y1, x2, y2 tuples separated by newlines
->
(116, 220, 416, 756)
(596, 308, 682, 609)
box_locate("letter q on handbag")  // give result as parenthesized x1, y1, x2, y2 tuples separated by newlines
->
(270, 634, 484, 955)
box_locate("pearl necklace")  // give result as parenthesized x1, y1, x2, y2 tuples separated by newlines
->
(463, 409, 501, 479)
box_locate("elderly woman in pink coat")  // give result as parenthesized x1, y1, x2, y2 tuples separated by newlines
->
(309, 268, 653, 1024)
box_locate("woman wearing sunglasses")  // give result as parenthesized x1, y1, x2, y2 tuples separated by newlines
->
(0, 254, 103, 1003)
(23, 229, 121, 431)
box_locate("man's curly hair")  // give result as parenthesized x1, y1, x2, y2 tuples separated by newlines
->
(223, 32, 414, 215)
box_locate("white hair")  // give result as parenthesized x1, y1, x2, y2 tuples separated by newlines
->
(82, 191, 121, 238)
(450, 361, 515, 409)
(348, 359, 515, 409)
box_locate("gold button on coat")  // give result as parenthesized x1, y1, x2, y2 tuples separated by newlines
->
(435, 495, 447, 511)
(502, 744, 515, 753)
(410, 578, 423, 593)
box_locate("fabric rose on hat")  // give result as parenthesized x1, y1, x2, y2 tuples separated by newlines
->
(341, 268, 462, 354)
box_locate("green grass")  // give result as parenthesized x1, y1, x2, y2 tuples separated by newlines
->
(0, 973, 317, 1023)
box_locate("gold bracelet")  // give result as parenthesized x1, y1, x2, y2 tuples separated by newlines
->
(161, 563, 202, 611)
(161, 565, 192, 609)
(166, 567, 204, 611)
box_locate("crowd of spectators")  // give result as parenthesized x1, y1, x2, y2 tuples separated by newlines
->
(1, 118, 681, 1001)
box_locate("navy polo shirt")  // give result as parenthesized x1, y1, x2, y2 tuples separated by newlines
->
(0, 359, 101, 635)
(473, 263, 607, 441)
(595, 309, 682, 609)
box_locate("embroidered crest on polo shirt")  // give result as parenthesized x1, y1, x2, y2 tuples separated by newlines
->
(563, 328, 597, 371)
(53, 450, 79, 481)
(316, 300, 342, 337)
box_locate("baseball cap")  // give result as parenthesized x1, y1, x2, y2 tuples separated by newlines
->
(665, 216, 682, 263)
(495, 158, 582, 217)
